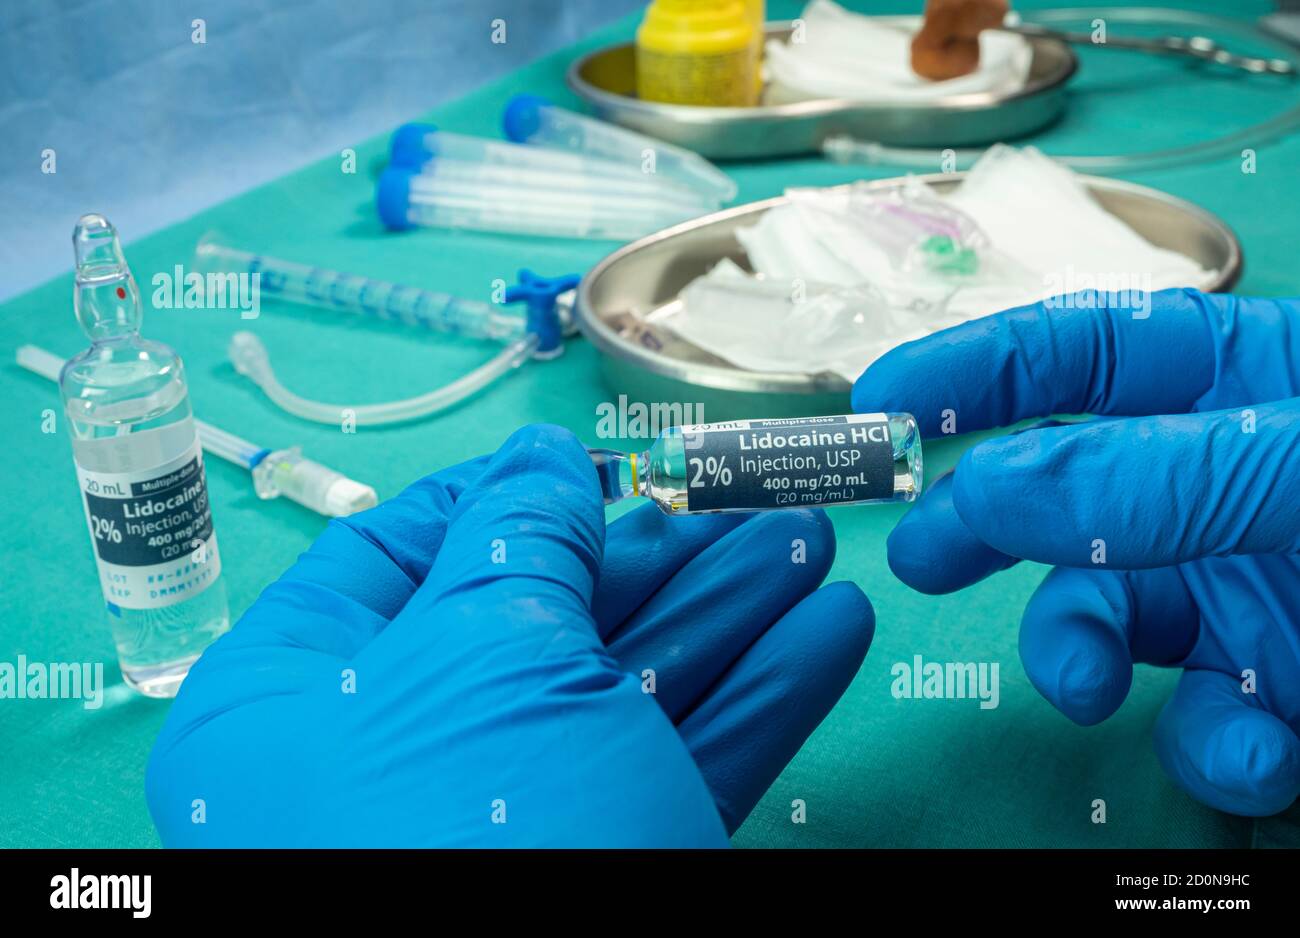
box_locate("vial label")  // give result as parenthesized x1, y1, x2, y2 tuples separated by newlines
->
(680, 414, 894, 512)
(76, 438, 222, 610)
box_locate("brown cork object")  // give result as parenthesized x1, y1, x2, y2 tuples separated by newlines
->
(910, 0, 1009, 81)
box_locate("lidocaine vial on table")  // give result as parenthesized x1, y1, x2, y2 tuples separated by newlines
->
(591, 413, 921, 514)
(58, 215, 230, 698)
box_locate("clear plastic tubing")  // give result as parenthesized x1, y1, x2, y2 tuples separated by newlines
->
(823, 8, 1300, 175)
(502, 93, 739, 203)
(193, 238, 524, 341)
(391, 123, 659, 185)
(377, 167, 697, 240)
(591, 413, 922, 515)
(16, 344, 377, 517)
(227, 330, 539, 427)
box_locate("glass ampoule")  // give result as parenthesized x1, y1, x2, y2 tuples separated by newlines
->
(59, 215, 230, 697)
(592, 413, 922, 514)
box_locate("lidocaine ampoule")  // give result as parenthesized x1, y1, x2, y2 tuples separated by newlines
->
(592, 413, 922, 514)
(58, 215, 230, 697)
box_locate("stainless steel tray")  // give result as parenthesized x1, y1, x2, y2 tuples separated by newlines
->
(576, 174, 1242, 419)
(567, 19, 1079, 160)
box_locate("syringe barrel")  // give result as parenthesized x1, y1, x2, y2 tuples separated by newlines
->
(194, 239, 522, 340)
(195, 421, 263, 469)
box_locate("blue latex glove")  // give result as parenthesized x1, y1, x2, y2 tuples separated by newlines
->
(146, 425, 873, 846)
(854, 288, 1300, 816)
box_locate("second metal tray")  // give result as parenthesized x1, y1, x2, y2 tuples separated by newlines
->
(567, 18, 1079, 160)
(576, 174, 1242, 419)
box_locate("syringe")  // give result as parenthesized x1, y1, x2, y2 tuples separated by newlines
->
(193, 237, 527, 341)
(17, 345, 378, 517)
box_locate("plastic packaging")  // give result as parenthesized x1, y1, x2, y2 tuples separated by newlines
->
(501, 94, 737, 202)
(834, 181, 989, 276)
(636, 0, 759, 106)
(672, 145, 1215, 380)
(671, 258, 960, 380)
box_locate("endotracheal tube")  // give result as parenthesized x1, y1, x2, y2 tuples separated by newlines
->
(592, 414, 922, 515)
(59, 215, 230, 698)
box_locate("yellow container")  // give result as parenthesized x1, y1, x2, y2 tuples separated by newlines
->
(743, 0, 765, 95)
(636, 0, 758, 107)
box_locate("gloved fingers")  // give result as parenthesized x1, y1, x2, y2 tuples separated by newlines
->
(1020, 565, 1199, 726)
(363, 424, 608, 664)
(886, 471, 1018, 593)
(219, 455, 488, 659)
(605, 510, 837, 723)
(592, 503, 750, 640)
(1154, 669, 1300, 816)
(950, 403, 1300, 568)
(852, 288, 1221, 436)
(676, 581, 874, 834)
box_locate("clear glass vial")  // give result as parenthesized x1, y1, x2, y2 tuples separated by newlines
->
(59, 215, 230, 697)
(592, 413, 922, 514)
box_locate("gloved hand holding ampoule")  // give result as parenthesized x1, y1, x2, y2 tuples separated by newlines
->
(146, 425, 873, 846)
(854, 288, 1300, 816)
